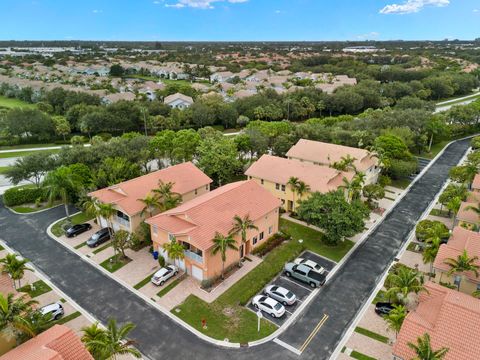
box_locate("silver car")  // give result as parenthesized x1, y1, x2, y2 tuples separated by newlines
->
(293, 258, 325, 274)
(151, 265, 178, 286)
(40, 302, 64, 321)
(265, 285, 296, 306)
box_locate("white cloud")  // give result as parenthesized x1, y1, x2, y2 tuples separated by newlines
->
(379, 0, 449, 15)
(92, 9, 103, 13)
(356, 31, 380, 40)
(474, 9, 479, 13)
(165, 0, 247, 9)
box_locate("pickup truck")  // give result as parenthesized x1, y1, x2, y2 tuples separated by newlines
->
(284, 263, 326, 288)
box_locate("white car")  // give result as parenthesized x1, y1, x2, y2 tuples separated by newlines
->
(252, 295, 286, 318)
(40, 302, 64, 321)
(151, 265, 178, 286)
(265, 285, 296, 306)
(294, 258, 325, 274)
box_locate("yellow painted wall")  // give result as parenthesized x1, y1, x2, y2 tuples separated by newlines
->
(248, 177, 309, 211)
(434, 270, 479, 295)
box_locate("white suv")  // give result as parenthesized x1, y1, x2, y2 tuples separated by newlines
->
(40, 302, 64, 321)
(151, 265, 178, 286)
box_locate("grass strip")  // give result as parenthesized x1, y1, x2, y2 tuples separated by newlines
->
(18, 280, 52, 298)
(92, 242, 113, 254)
(157, 276, 185, 297)
(133, 272, 155, 290)
(74, 241, 87, 250)
(56, 311, 81, 325)
(100, 255, 132, 273)
(350, 350, 377, 360)
(355, 326, 389, 344)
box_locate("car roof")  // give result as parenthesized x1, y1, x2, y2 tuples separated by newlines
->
(263, 296, 279, 306)
(40, 303, 61, 313)
(296, 263, 311, 271)
(154, 268, 169, 276)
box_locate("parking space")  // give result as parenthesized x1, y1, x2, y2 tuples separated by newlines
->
(246, 251, 337, 327)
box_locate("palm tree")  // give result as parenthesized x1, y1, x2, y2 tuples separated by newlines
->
(422, 237, 441, 279)
(443, 250, 480, 291)
(287, 177, 300, 211)
(296, 181, 311, 202)
(81, 197, 100, 219)
(0, 254, 32, 289)
(351, 172, 366, 201)
(385, 266, 426, 305)
(82, 319, 141, 359)
(162, 237, 185, 268)
(14, 310, 54, 341)
(383, 304, 407, 338)
(212, 232, 238, 280)
(407, 333, 449, 360)
(340, 177, 355, 203)
(0, 293, 37, 338)
(331, 155, 357, 172)
(446, 197, 462, 230)
(138, 194, 161, 218)
(97, 203, 117, 255)
(43, 167, 80, 220)
(230, 214, 258, 265)
(153, 181, 182, 211)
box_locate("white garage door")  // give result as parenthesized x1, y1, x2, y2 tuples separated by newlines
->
(191, 265, 203, 281)
(99, 217, 108, 228)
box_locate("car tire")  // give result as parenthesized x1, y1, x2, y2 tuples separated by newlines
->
(160, 281, 165, 286)
(285, 271, 291, 277)
(309, 282, 316, 288)
(271, 313, 276, 318)
(73, 233, 77, 237)
(174, 271, 178, 276)
(282, 301, 287, 306)
(54, 314, 62, 320)
(254, 304, 259, 309)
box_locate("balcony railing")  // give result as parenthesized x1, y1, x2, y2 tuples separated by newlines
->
(115, 216, 130, 228)
(184, 250, 203, 264)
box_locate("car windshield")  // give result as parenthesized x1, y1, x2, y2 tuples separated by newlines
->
(286, 291, 294, 298)
(314, 264, 323, 271)
(155, 269, 168, 278)
(91, 233, 100, 240)
(270, 286, 278, 292)
(274, 303, 283, 311)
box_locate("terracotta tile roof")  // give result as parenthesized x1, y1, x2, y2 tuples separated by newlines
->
(245, 155, 353, 193)
(456, 201, 480, 224)
(393, 281, 480, 360)
(0, 324, 93, 360)
(0, 273, 16, 296)
(472, 174, 480, 190)
(286, 139, 378, 172)
(433, 226, 480, 283)
(164, 92, 194, 105)
(89, 162, 212, 216)
(147, 180, 281, 250)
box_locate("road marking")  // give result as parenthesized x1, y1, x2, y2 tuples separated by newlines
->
(273, 338, 302, 356)
(299, 313, 329, 353)
(285, 310, 293, 315)
(281, 276, 313, 291)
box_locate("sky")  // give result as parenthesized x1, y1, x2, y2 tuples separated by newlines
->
(0, 0, 479, 41)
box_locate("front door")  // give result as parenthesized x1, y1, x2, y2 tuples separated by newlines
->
(239, 244, 244, 259)
(287, 200, 294, 212)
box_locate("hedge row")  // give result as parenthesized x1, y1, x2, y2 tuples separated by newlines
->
(3, 187, 46, 207)
(251, 233, 287, 257)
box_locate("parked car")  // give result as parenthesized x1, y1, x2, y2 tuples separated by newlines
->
(375, 302, 395, 316)
(87, 228, 112, 248)
(265, 285, 296, 306)
(151, 265, 178, 286)
(284, 263, 326, 288)
(65, 223, 92, 238)
(293, 258, 325, 274)
(252, 295, 286, 318)
(40, 302, 64, 321)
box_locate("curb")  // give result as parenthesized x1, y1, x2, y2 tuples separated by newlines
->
(328, 136, 474, 360)
(6, 204, 62, 216)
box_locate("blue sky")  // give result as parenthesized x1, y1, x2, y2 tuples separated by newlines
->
(0, 0, 479, 41)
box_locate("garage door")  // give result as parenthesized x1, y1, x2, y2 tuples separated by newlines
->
(99, 217, 108, 228)
(191, 265, 203, 281)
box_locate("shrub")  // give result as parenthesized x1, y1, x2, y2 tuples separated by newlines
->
(251, 233, 287, 257)
(3, 187, 46, 207)
(471, 136, 480, 150)
(70, 135, 86, 145)
(158, 256, 166, 268)
(415, 219, 449, 242)
(378, 175, 392, 187)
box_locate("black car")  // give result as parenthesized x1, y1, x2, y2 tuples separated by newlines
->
(375, 302, 395, 316)
(65, 223, 92, 238)
(87, 228, 112, 248)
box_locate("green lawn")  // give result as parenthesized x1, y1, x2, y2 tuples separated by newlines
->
(74, 241, 87, 250)
(51, 212, 93, 237)
(0, 149, 60, 159)
(0, 95, 35, 109)
(350, 350, 377, 360)
(174, 219, 354, 343)
(133, 272, 155, 290)
(0, 166, 11, 175)
(92, 242, 113, 254)
(100, 255, 132, 273)
(18, 280, 52, 298)
(12, 201, 61, 214)
(157, 276, 185, 297)
(56, 311, 81, 325)
(0, 143, 61, 151)
(355, 326, 389, 344)
(390, 178, 411, 190)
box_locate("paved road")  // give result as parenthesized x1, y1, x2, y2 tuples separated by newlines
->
(0, 138, 470, 360)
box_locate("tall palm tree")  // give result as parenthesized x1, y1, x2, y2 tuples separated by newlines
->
(331, 155, 357, 172)
(138, 194, 161, 218)
(162, 237, 185, 268)
(43, 167, 80, 220)
(446, 197, 462, 230)
(97, 203, 117, 254)
(81, 322, 108, 359)
(0, 254, 32, 289)
(383, 304, 407, 338)
(230, 214, 258, 265)
(153, 181, 182, 211)
(0, 293, 37, 338)
(422, 237, 441, 279)
(444, 250, 480, 291)
(296, 181, 311, 202)
(407, 333, 449, 360)
(351, 172, 366, 201)
(385, 266, 426, 305)
(212, 232, 238, 280)
(82, 319, 141, 359)
(287, 177, 300, 211)
(340, 177, 355, 203)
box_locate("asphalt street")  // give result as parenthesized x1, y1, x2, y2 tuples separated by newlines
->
(0, 137, 470, 360)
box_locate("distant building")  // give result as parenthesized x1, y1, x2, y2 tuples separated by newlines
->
(342, 46, 380, 53)
(164, 92, 194, 109)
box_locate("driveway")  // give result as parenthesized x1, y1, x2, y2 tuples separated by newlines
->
(0, 138, 471, 360)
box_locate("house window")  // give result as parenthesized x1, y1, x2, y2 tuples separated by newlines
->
(153, 225, 158, 235)
(275, 183, 280, 190)
(269, 226, 273, 234)
(206, 185, 209, 190)
(259, 232, 264, 240)
(195, 189, 198, 195)
(253, 236, 258, 245)
(281, 185, 286, 192)
(261, 179, 264, 185)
